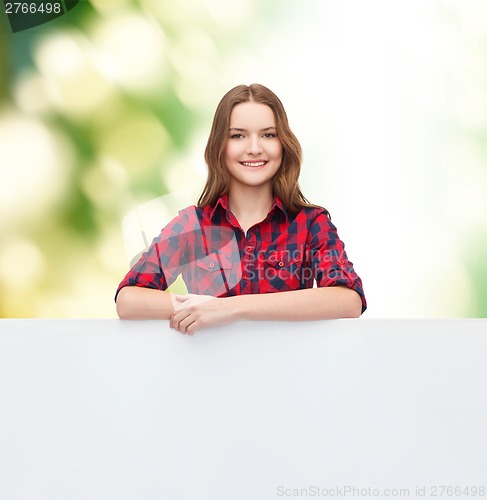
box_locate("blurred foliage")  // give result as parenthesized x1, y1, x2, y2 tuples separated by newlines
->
(0, 0, 286, 317)
(1, 0, 487, 318)
(464, 232, 487, 317)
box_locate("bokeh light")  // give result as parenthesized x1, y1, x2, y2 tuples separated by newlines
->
(34, 31, 115, 118)
(91, 10, 167, 92)
(96, 111, 169, 176)
(0, 113, 72, 226)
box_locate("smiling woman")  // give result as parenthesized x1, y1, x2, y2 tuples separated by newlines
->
(115, 83, 366, 333)
(224, 101, 283, 214)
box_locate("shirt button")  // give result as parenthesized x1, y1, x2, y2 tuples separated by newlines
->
(278, 261, 284, 267)
(246, 246, 254, 252)
(339, 259, 345, 265)
(209, 262, 215, 268)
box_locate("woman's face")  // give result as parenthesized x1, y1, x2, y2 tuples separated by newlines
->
(224, 101, 283, 191)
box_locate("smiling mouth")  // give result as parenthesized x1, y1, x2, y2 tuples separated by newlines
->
(239, 161, 268, 168)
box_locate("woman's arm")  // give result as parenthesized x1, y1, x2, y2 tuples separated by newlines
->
(170, 286, 362, 334)
(116, 286, 175, 320)
(230, 285, 362, 321)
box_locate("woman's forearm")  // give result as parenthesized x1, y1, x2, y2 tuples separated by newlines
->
(117, 285, 362, 325)
(116, 286, 174, 320)
(227, 286, 362, 322)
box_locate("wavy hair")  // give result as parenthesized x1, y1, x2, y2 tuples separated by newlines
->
(197, 84, 327, 216)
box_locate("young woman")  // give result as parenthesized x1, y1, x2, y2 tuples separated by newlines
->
(116, 84, 366, 334)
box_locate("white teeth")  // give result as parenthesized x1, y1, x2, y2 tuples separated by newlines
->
(242, 161, 266, 167)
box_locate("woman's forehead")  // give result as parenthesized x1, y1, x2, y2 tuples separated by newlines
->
(229, 102, 276, 128)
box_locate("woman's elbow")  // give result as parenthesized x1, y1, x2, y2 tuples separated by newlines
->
(116, 287, 132, 319)
(347, 290, 363, 318)
(116, 298, 128, 319)
(339, 288, 363, 318)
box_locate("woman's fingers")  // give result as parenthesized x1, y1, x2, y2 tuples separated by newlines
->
(175, 294, 190, 302)
(179, 316, 196, 335)
(171, 308, 197, 334)
(169, 296, 217, 333)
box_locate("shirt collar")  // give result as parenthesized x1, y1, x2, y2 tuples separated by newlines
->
(209, 193, 289, 223)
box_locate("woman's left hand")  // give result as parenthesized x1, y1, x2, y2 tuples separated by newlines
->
(169, 294, 235, 334)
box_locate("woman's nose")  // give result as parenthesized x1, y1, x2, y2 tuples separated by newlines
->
(247, 135, 263, 154)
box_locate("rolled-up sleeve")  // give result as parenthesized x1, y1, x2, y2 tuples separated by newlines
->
(115, 209, 191, 301)
(307, 212, 367, 313)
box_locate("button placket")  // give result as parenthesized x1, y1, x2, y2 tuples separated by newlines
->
(243, 236, 256, 281)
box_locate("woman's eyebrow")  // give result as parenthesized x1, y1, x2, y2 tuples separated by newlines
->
(228, 126, 277, 132)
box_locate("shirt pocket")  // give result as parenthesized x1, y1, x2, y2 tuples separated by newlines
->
(192, 252, 235, 296)
(261, 250, 303, 293)
(196, 253, 232, 272)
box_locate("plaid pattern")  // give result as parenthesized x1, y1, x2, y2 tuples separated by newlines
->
(116, 195, 367, 313)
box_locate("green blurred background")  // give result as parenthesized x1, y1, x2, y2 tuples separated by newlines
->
(0, 0, 486, 318)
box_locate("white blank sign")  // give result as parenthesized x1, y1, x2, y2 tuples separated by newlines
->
(0, 319, 486, 499)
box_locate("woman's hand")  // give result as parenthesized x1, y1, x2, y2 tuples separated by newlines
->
(169, 294, 235, 335)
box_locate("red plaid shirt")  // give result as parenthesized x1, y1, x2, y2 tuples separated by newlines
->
(116, 195, 366, 313)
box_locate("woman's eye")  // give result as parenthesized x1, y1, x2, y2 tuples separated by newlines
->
(263, 133, 276, 138)
(230, 134, 244, 139)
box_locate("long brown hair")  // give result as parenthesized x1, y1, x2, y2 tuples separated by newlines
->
(197, 83, 327, 216)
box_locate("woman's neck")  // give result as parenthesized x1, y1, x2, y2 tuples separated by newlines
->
(228, 185, 274, 227)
